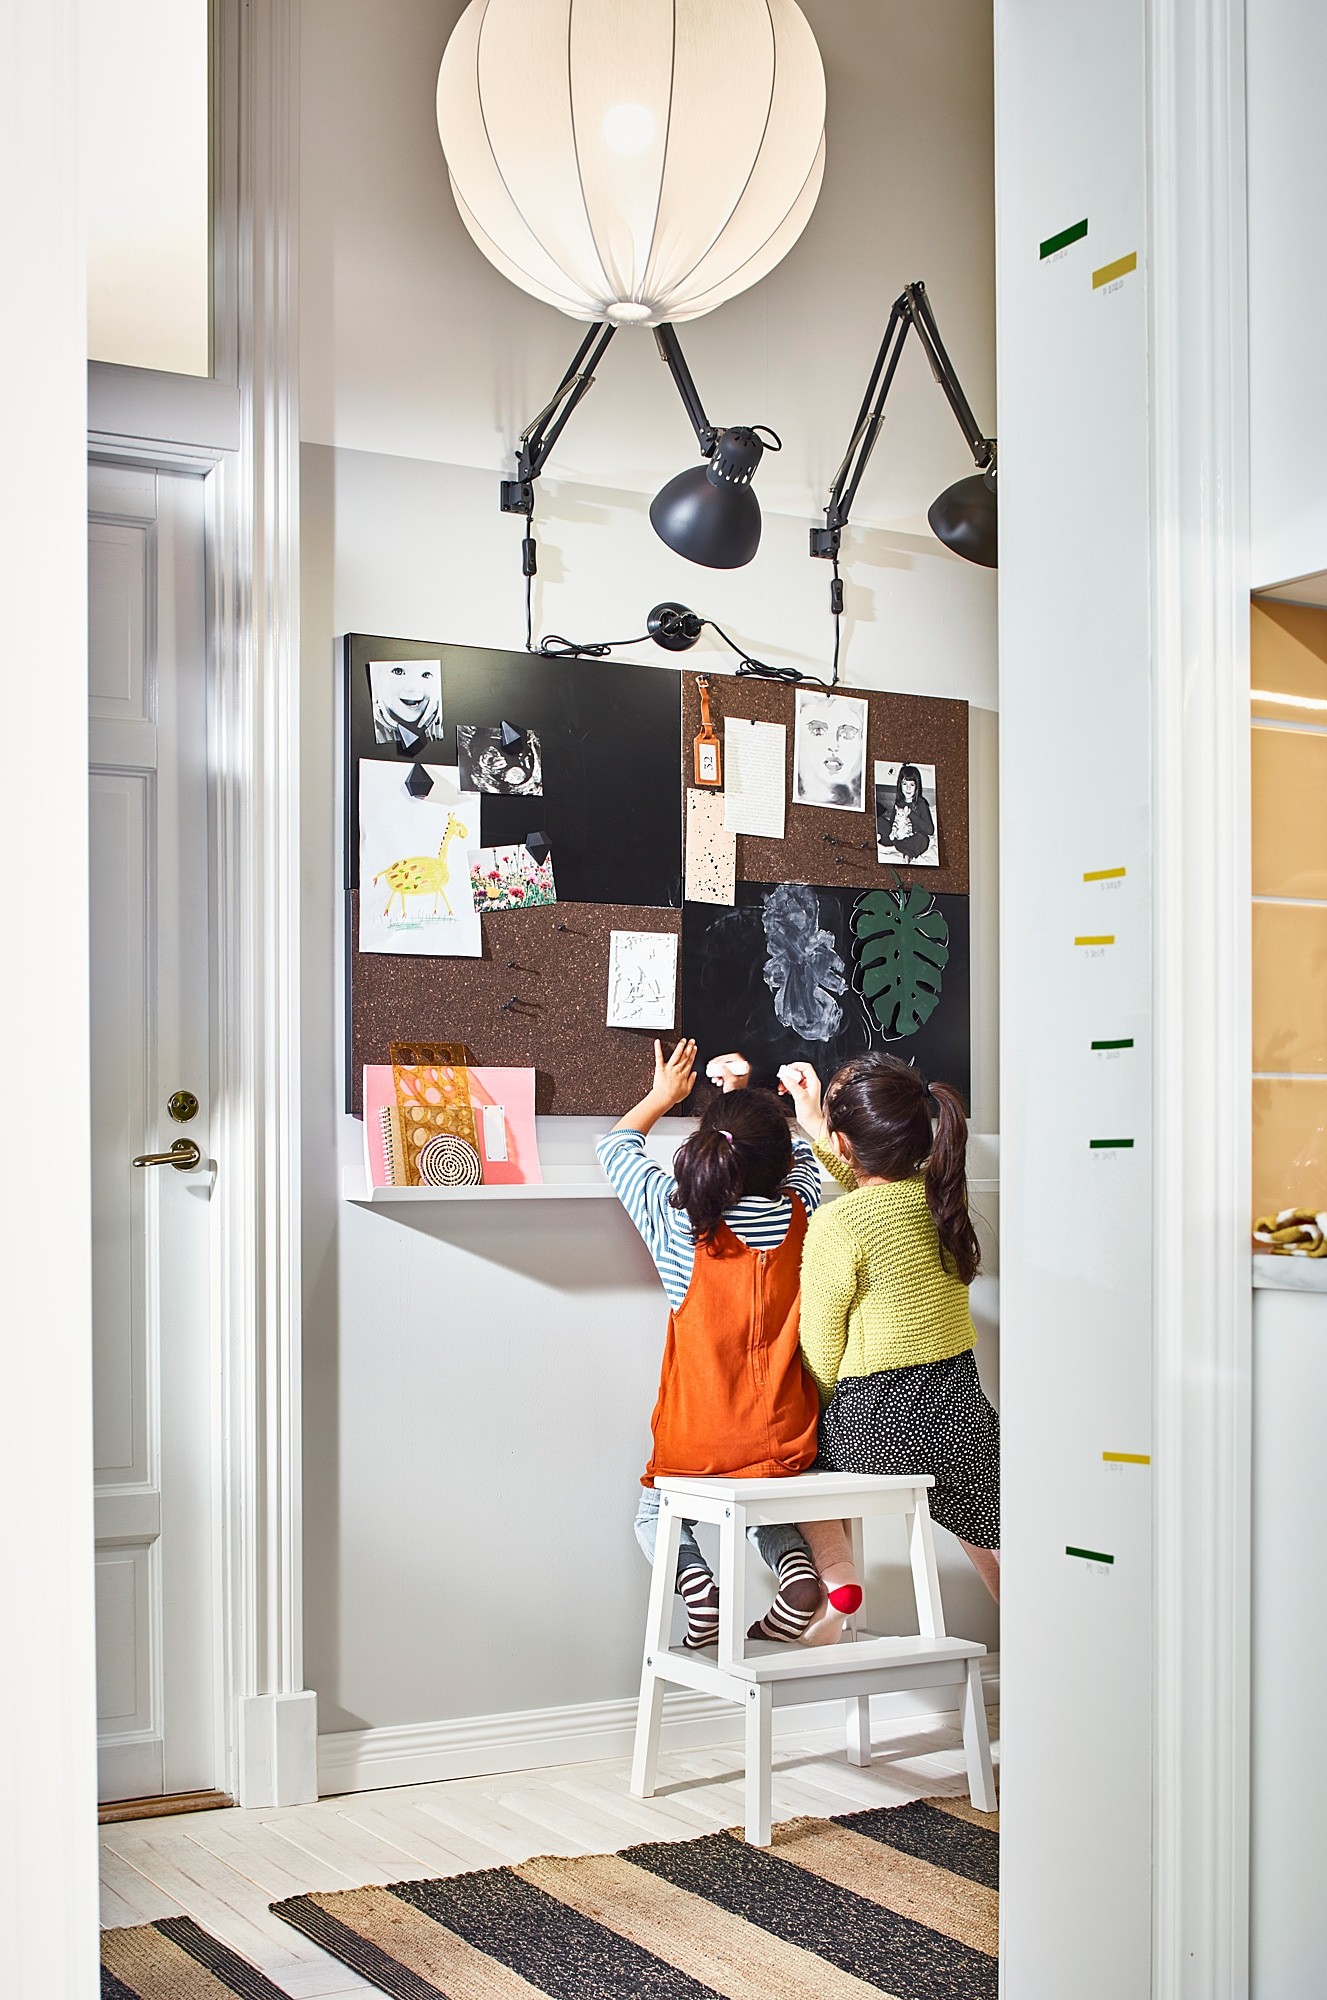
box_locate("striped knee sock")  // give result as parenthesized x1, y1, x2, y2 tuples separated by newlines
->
(748, 1548, 822, 1642)
(677, 1564, 720, 1649)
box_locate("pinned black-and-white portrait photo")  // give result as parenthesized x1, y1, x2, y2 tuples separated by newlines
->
(456, 723, 544, 797)
(875, 760, 940, 866)
(792, 690, 868, 813)
(368, 658, 445, 750)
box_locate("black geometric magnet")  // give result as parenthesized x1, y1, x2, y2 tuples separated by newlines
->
(525, 829, 551, 867)
(406, 762, 435, 798)
(500, 719, 523, 750)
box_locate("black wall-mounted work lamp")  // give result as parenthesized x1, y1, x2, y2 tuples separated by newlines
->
(811, 280, 997, 577)
(501, 322, 779, 639)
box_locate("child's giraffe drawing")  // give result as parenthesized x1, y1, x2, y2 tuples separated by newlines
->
(375, 812, 469, 923)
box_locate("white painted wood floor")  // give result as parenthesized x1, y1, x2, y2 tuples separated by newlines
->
(100, 1714, 1000, 1998)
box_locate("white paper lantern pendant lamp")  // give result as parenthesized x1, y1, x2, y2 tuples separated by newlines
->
(437, 0, 828, 327)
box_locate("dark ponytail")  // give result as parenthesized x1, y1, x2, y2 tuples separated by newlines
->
(823, 1054, 980, 1285)
(923, 1081, 980, 1285)
(670, 1088, 794, 1248)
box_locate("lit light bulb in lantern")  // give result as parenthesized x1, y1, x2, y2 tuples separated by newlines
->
(602, 102, 656, 156)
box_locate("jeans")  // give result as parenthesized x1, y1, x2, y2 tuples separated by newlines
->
(633, 1486, 811, 1583)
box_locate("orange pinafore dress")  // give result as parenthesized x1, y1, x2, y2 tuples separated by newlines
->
(643, 1201, 819, 1486)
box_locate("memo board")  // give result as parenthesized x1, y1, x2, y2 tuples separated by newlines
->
(344, 636, 971, 1116)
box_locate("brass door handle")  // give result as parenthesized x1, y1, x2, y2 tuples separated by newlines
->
(132, 1139, 202, 1172)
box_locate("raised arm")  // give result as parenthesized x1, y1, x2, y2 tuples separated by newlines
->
(612, 1038, 697, 1136)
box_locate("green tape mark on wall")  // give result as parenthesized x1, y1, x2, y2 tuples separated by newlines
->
(1091, 1038, 1134, 1051)
(1089, 1138, 1135, 1149)
(1041, 218, 1088, 259)
(1066, 1546, 1114, 1565)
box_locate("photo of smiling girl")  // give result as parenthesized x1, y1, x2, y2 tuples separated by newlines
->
(368, 657, 445, 748)
(792, 690, 869, 812)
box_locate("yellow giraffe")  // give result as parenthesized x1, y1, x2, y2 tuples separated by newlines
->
(375, 811, 469, 923)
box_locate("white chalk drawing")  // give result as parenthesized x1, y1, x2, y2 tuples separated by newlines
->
(761, 883, 847, 1040)
(606, 931, 678, 1032)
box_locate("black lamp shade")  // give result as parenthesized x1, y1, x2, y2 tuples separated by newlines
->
(927, 473, 998, 568)
(650, 469, 762, 568)
(650, 424, 767, 569)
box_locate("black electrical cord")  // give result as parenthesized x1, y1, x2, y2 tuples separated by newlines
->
(537, 630, 652, 659)
(706, 618, 835, 689)
(522, 504, 537, 652)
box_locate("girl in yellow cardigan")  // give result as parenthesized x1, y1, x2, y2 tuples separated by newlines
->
(779, 1052, 1000, 1602)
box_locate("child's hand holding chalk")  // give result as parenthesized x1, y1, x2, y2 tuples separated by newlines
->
(777, 1061, 826, 1139)
(706, 1052, 751, 1093)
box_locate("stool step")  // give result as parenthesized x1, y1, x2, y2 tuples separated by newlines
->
(666, 1632, 985, 1684)
(655, 1472, 934, 1502)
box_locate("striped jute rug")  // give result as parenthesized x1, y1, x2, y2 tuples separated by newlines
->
(271, 1795, 999, 1999)
(101, 1912, 291, 1998)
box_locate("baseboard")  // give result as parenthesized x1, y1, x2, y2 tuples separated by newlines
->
(317, 1657, 999, 1797)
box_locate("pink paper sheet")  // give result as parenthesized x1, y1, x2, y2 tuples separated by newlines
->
(362, 1066, 542, 1186)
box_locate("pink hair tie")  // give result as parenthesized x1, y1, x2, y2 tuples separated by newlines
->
(719, 1129, 734, 1143)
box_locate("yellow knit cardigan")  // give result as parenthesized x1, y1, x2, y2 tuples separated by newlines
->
(799, 1138, 976, 1403)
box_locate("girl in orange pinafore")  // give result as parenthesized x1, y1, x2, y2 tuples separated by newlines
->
(597, 1038, 862, 1647)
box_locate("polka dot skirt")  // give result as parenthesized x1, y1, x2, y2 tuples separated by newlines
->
(817, 1350, 1001, 1549)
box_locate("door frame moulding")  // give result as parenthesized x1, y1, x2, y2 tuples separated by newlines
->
(1148, 0, 1252, 1993)
(88, 0, 312, 1809)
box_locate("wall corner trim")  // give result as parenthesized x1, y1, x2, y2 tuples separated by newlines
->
(1148, 0, 1253, 1994)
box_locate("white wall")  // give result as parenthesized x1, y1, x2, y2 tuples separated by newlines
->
(995, 1, 1154, 1994)
(298, 0, 1001, 1750)
(0, 8, 101, 1995)
(1248, 0, 1327, 590)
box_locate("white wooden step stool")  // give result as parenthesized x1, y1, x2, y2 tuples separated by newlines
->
(630, 1470, 995, 1846)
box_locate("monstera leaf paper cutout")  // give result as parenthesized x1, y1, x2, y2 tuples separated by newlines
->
(853, 879, 950, 1038)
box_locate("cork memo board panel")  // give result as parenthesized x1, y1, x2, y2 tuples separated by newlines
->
(352, 898, 681, 1116)
(680, 674, 969, 896)
(345, 635, 970, 1117)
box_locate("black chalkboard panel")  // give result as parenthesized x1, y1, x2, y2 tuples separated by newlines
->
(344, 635, 682, 909)
(680, 883, 971, 1109)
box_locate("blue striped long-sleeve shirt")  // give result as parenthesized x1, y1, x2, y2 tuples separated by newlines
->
(596, 1127, 825, 1308)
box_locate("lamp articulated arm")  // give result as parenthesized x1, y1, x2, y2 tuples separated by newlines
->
(653, 324, 719, 456)
(810, 280, 997, 564)
(502, 317, 778, 589)
(499, 321, 618, 518)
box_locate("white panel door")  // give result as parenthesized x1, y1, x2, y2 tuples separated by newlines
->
(89, 462, 216, 1802)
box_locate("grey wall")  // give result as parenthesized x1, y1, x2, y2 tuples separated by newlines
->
(298, 0, 1001, 1741)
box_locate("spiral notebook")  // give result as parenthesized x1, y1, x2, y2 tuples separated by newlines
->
(362, 1065, 541, 1187)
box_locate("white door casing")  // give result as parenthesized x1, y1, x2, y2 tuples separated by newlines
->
(90, 461, 218, 1802)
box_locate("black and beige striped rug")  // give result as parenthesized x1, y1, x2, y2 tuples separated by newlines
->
(273, 1796, 998, 1998)
(101, 1911, 291, 1998)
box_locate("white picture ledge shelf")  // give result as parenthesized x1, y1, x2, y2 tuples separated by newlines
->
(343, 1166, 616, 1205)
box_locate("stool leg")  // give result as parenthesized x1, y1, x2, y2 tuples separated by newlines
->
(846, 1694, 872, 1767)
(744, 1684, 773, 1846)
(717, 1503, 748, 1670)
(846, 1517, 866, 1639)
(631, 1502, 684, 1799)
(907, 1493, 947, 1639)
(961, 1657, 997, 1812)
